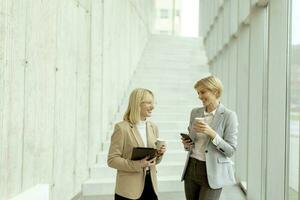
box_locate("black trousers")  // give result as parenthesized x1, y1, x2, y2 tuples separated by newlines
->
(184, 157, 222, 200)
(115, 171, 158, 200)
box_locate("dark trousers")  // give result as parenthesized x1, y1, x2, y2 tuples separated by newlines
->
(115, 170, 158, 200)
(184, 157, 222, 200)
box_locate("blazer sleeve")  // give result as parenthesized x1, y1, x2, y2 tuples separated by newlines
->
(183, 109, 195, 151)
(152, 123, 163, 165)
(187, 109, 194, 133)
(214, 111, 238, 158)
(107, 124, 143, 172)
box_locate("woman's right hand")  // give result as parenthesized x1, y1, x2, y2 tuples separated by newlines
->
(181, 138, 194, 150)
(140, 156, 156, 168)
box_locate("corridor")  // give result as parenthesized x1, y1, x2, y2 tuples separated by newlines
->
(81, 35, 245, 199)
(1, 0, 299, 200)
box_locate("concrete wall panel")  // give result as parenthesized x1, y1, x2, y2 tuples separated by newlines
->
(77, 0, 91, 11)
(0, 1, 9, 198)
(52, 1, 78, 199)
(0, 0, 27, 199)
(88, 0, 103, 167)
(0, 0, 5, 193)
(1, 0, 154, 199)
(74, 4, 90, 194)
(22, 0, 57, 191)
(101, 0, 153, 141)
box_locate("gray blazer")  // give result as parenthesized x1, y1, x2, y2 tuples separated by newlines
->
(181, 103, 238, 189)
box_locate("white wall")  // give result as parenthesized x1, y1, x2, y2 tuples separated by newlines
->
(0, 0, 154, 199)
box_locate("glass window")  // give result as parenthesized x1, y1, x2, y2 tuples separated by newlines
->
(236, 27, 250, 193)
(289, 0, 300, 199)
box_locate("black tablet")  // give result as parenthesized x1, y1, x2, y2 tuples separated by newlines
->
(131, 147, 157, 160)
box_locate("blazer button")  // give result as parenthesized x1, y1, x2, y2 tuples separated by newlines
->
(205, 150, 208, 153)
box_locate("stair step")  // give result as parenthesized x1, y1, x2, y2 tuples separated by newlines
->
(151, 114, 191, 121)
(104, 128, 189, 141)
(104, 124, 190, 138)
(159, 130, 189, 139)
(90, 162, 185, 179)
(102, 139, 185, 152)
(114, 113, 191, 122)
(115, 105, 198, 115)
(96, 150, 187, 166)
(82, 175, 184, 196)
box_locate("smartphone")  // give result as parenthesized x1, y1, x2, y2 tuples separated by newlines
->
(180, 133, 192, 141)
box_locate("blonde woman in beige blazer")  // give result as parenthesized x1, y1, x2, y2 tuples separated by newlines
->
(107, 88, 166, 200)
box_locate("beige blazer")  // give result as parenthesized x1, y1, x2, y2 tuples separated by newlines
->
(107, 120, 162, 199)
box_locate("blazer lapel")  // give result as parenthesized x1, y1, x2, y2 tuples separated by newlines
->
(129, 123, 145, 147)
(146, 122, 156, 148)
(196, 108, 205, 118)
(210, 103, 225, 133)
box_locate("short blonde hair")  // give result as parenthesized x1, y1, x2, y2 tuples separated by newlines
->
(123, 88, 154, 124)
(194, 75, 223, 98)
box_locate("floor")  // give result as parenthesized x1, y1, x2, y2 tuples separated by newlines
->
(85, 185, 246, 200)
(289, 188, 298, 200)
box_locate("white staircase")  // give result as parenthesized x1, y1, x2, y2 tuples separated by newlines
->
(82, 35, 209, 199)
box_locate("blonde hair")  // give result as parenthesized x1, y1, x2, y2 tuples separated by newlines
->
(194, 75, 223, 98)
(123, 88, 154, 124)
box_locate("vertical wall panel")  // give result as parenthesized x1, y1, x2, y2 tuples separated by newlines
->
(239, 0, 251, 24)
(230, 0, 238, 36)
(266, 0, 288, 199)
(53, 1, 78, 199)
(89, 0, 103, 166)
(77, 0, 91, 9)
(235, 26, 250, 186)
(0, 1, 27, 199)
(221, 49, 229, 106)
(228, 41, 237, 111)
(22, 0, 57, 190)
(74, 4, 90, 194)
(0, 1, 9, 198)
(101, 0, 153, 142)
(101, 0, 113, 141)
(224, 1, 230, 45)
(247, 9, 267, 200)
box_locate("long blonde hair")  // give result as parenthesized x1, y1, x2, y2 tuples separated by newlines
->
(123, 88, 154, 124)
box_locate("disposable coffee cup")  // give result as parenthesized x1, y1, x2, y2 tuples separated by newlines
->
(155, 138, 166, 149)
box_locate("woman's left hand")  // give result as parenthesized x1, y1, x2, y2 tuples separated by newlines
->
(193, 121, 216, 139)
(157, 145, 166, 158)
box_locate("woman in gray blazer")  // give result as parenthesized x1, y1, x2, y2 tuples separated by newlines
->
(181, 75, 238, 200)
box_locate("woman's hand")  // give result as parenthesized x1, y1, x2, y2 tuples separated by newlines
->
(181, 137, 194, 150)
(156, 145, 166, 158)
(140, 156, 156, 168)
(193, 121, 216, 139)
